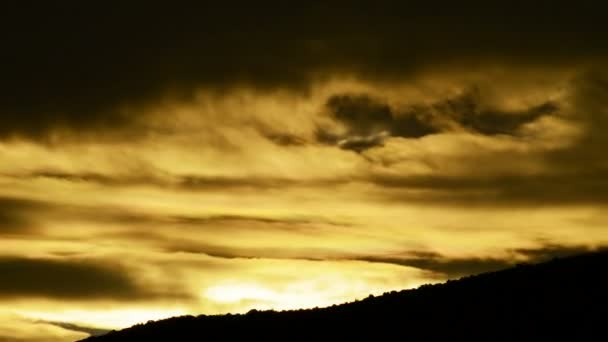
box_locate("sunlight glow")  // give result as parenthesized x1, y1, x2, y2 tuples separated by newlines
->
(205, 284, 278, 303)
(18, 308, 189, 330)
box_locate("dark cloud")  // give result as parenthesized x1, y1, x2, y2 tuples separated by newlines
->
(163, 242, 278, 261)
(176, 174, 297, 190)
(171, 214, 346, 228)
(360, 255, 512, 278)
(314, 129, 342, 145)
(431, 89, 559, 135)
(0, 193, 172, 232)
(0, 191, 348, 239)
(366, 73, 608, 206)
(316, 90, 555, 151)
(327, 95, 394, 136)
(260, 131, 308, 147)
(546, 72, 608, 170)
(160, 240, 604, 280)
(161, 241, 343, 266)
(337, 133, 390, 153)
(356, 244, 601, 278)
(10, 170, 154, 187)
(513, 243, 602, 261)
(0, 197, 49, 234)
(35, 320, 110, 337)
(8, 168, 352, 191)
(4, 169, 308, 190)
(370, 171, 608, 207)
(328, 94, 438, 147)
(321, 94, 438, 151)
(461, 101, 558, 135)
(0, 3, 606, 140)
(0, 256, 161, 300)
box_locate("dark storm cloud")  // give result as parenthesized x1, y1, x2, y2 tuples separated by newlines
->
(0, 257, 145, 300)
(326, 95, 439, 138)
(316, 94, 436, 151)
(327, 95, 393, 137)
(322, 94, 438, 151)
(0, 2, 606, 140)
(315, 90, 556, 151)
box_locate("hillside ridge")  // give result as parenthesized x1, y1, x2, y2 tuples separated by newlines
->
(81, 251, 608, 341)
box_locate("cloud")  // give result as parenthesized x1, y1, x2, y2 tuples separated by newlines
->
(0, 194, 170, 234)
(314, 89, 556, 152)
(34, 320, 110, 337)
(356, 244, 601, 278)
(362, 73, 608, 206)
(429, 88, 559, 135)
(0, 197, 49, 234)
(3, 69, 602, 208)
(155, 234, 603, 280)
(370, 171, 608, 206)
(0, 3, 606, 140)
(513, 243, 603, 261)
(162, 242, 606, 282)
(546, 72, 608, 168)
(359, 255, 512, 278)
(161, 240, 335, 262)
(327, 94, 397, 136)
(318, 94, 438, 151)
(171, 214, 346, 228)
(6, 168, 351, 192)
(259, 132, 308, 147)
(0, 257, 157, 301)
(7, 170, 159, 187)
(0, 315, 88, 342)
(337, 132, 391, 153)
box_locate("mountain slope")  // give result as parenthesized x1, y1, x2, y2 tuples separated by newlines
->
(81, 251, 608, 341)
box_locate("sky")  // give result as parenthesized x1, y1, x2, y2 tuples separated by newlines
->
(1, 3, 608, 341)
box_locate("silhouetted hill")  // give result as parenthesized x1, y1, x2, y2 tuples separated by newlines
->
(81, 251, 608, 341)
